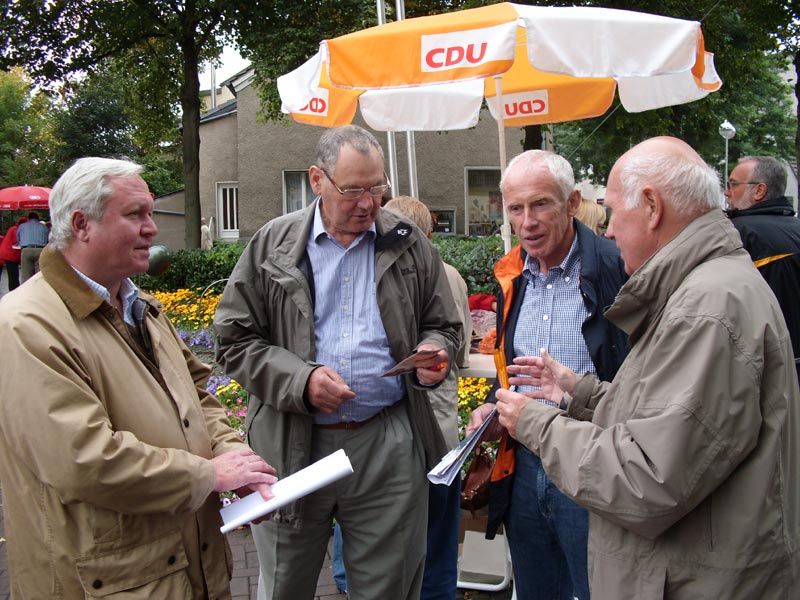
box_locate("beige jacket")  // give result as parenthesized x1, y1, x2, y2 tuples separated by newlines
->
(516, 210, 800, 598)
(0, 247, 245, 599)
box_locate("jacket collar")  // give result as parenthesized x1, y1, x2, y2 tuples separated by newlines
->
(39, 245, 158, 322)
(606, 209, 742, 340)
(725, 196, 795, 219)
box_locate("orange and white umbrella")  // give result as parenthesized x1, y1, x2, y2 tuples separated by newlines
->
(278, 2, 720, 249)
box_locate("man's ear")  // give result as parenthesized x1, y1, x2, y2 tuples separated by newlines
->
(309, 166, 324, 196)
(642, 187, 664, 230)
(752, 182, 768, 203)
(566, 190, 581, 217)
(71, 210, 90, 242)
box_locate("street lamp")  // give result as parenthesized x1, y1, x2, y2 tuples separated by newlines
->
(718, 120, 736, 183)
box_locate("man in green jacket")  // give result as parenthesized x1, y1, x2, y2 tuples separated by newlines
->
(214, 125, 462, 600)
(495, 137, 800, 598)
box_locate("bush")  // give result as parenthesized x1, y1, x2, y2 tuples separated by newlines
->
(139, 242, 245, 292)
(141, 235, 506, 296)
(432, 234, 506, 295)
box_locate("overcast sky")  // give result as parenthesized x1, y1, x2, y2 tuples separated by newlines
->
(198, 46, 250, 91)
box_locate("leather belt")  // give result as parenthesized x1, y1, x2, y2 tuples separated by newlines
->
(22, 245, 44, 248)
(314, 409, 387, 430)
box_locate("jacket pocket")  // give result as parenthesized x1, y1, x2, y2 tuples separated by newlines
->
(76, 530, 191, 598)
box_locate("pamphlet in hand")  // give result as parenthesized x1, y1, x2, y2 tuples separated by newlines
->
(219, 449, 354, 533)
(427, 407, 497, 486)
(381, 349, 440, 377)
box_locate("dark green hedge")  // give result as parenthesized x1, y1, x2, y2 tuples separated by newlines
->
(141, 235, 506, 296)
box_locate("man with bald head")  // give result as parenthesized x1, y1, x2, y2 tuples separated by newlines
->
(492, 137, 800, 597)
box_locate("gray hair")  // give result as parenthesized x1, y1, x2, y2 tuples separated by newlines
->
(501, 150, 575, 202)
(619, 152, 721, 217)
(49, 157, 143, 250)
(739, 156, 787, 201)
(313, 125, 384, 173)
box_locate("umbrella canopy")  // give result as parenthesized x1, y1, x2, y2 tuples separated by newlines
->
(278, 2, 721, 250)
(0, 186, 51, 211)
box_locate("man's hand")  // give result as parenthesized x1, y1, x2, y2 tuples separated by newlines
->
(508, 350, 576, 399)
(212, 448, 277, 493)
(465, 402, 504, 441)
(414, 344, 449, 386)
(306, 366, 357, 413)
(495, 388, 535, 439)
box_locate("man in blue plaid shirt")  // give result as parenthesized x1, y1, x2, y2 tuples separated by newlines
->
(468, 150, 629, 600)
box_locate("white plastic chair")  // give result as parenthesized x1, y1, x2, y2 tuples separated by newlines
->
(456, 529, 514, 593)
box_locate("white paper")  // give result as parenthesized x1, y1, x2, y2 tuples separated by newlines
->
(427, 407, 497, 486)
(220, 449, 354, 533)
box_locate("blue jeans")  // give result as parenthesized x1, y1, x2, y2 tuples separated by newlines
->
(332, 522, 347, 592)
(505, 446, 590, 600)
(421, 478, 460, 600)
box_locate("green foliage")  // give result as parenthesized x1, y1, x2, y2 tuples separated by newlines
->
(432, 234, 505, 295)
(139, 243, 245, 292)
(0, 69, 59, 187)
(139, 236, 501, 296)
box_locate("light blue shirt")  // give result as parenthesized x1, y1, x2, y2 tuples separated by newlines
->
(74, 269, 140, 327)
(306, 203, 405, 424)
(513, 232, 595, 407)
(16, 219, 50, 247)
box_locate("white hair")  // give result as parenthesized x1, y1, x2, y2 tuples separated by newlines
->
(501, 150, 575, 202)
(49, 157, 143, 250)
(619, 152, 722, 216)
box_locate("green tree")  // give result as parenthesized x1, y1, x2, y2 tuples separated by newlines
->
(0, 68, 58, 187)
(50, 67, 183, 197)
(1, 1, 238, 247)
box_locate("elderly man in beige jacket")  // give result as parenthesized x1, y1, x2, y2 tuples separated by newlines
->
(0, 157, 277, 599)
(493, 137, 800, 598)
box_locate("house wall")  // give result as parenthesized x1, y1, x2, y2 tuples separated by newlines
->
(199, 110, 238, 240)
(152, 190, 186, 251)
(229, 84, 525, 240)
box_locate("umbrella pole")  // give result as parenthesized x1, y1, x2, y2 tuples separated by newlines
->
(494, 74, 512, 254)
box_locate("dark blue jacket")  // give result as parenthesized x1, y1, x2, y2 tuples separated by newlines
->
(485, 219, 629, 538)
(727, 196, 800, 380)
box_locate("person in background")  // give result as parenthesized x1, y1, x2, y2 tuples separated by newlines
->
(214, 125, 461, 600)
(574, 197, 606, 236)
(725, 155, 800, 381)
(0, 157, 277, 598)
(201, 217, 213, 250)
(467, 150, 629, 600)
(495, 137, 800, 598)
(0, 217, 27, 291)
(384, 195, 472, 600)
(16, 211, 50, 282)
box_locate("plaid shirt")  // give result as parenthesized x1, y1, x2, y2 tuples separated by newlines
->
(513, 233, 596, 406)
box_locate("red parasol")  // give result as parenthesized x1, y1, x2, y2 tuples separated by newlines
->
(0, 186, 51, 211)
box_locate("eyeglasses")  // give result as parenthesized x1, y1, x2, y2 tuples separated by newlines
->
(320, 168, 391, 200)
(726, 180, 761, 190)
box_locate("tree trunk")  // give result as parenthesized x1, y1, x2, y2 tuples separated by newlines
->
(523, 125, 543, 151)
(794, 50, 800, 179)
(181, 36, 201, 249)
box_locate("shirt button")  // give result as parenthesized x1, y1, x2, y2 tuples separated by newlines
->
(546, 284, 553, 289)
(93, 580, 103, 589)
(183, 418, 190, 428)
(168, 555, 176, 565)
(540, 347, 546, 354)
(202, 542, 209, 552)
(565, 276, 571, 282)
(542, 315, 549, 321)
(344, 277, 350, 282)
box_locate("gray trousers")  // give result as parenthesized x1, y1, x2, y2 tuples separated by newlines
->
(20, 247, 43, 282)
(253, 401, 428, 600)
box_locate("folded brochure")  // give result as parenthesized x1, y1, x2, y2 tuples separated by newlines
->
(427, 406, 497, 486)
(381, 349, 440, 377)
(220, 449, 354, 533)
